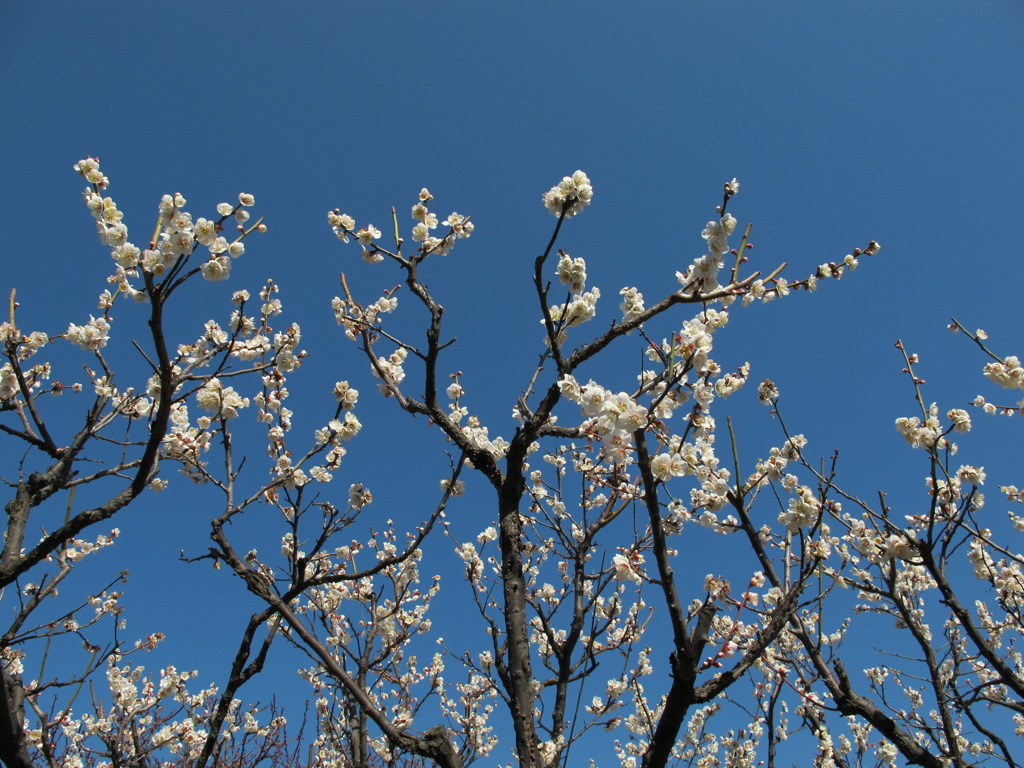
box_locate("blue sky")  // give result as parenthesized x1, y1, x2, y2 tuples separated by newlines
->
(3, 0, 1024, 759)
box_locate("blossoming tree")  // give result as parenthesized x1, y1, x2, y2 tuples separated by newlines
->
(1, 158, 1021, 768)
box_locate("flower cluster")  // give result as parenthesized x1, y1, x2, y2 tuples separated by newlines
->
(984, 355, 1024, 390)
(332, 291, 399, 341)
(327, 209, 356, 242)
(544, 250, 605, 335)
(30, 651, 290, 765)
(329, 187, 474, 266)
(548, 286, 601, 330)
(74, 156, 108, 188)
(162, 403, 213, 482)
(444, 374, 510, 458)
(895, 403, 949, 450)
(65, 315, 111, 351)
(619, 286, 645, 323)
(196, 377, 250, 419)
(779, 485, 823, 532)
(749, 434, 806, 485)
(649, 442, 701, 482)
(558, 376, 648, 445)
(74, 157, 262, 305)
(542, 170, 593, 218)
(0, 326, 72, 404)
(412, 191, 475, 254)
(676, 212, 737, 293)
(556, 251, 587, 293)
(373, 347, 408, 396)
(65, 315, 110, 352)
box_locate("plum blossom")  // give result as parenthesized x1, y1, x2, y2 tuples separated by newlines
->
(895, 404, 945, 450)
(702, 214, 737, 256)
(556, 252, 587, 294)
(947, 408, 972, 433)
(619, 287, 645, 323)
(333, 380, 359, 408)
(549, 287, 601, 329)
(779, 486, 822, 532)
(558, 375, 649, 444)
(356, 225, 381, 246)
(984, 356, 1024, 390)
(201, 256, 231, 282)
(66, 316, 111, 351)
(442, 211, 474, 238)
(195, 378, 249, 419)
(328, 210, 356, 242)
(651, 451, 690, 481)
(542, 170, 593, 218)
(74, 156, 108, 187)
(612, 552, 645, 582)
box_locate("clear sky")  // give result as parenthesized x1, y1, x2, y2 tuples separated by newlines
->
(2, 0, 1023, 760)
